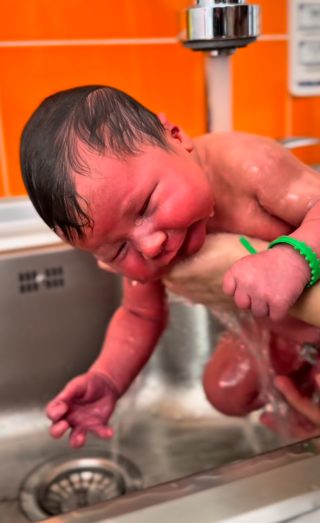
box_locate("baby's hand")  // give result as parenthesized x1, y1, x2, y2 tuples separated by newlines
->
(223, 247, 310, 322)
(46, 372, 118, 448)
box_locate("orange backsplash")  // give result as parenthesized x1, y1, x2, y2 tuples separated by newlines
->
(0, 0, 319, 197)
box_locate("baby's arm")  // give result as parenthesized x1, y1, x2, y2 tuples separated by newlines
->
(224, 191, 320, 321)
(46, 278, 168, 447)
(90, 278, 168, 393)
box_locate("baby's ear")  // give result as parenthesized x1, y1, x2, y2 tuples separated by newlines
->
(157, 113, 194, 153)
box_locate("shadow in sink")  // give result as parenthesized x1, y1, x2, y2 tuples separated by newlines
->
(0, 246, 279, 522)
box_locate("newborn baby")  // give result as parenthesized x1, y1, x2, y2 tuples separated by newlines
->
(20, 85, 320, 446)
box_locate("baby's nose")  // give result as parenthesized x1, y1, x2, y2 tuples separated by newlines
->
(137, 231, 168, 259)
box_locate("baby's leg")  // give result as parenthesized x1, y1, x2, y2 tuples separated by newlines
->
(202, 331, 265, 416)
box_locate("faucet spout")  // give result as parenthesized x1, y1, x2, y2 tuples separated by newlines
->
(181, 0, 260, 56)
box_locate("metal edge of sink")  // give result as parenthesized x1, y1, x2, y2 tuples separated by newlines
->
(45, 436, 320, 523)
(0, 197, 61, 252)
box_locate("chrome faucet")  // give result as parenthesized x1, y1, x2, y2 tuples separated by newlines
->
(181, 0, 260, 56)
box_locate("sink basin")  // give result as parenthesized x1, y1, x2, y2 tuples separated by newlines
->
(0, 203, 279, 522)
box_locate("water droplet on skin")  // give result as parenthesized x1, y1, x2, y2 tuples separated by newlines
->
(286, 192, 299, 202)
(249, 165, 259, 175)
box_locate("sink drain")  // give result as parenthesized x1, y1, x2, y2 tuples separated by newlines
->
(19, 449, 142, 521)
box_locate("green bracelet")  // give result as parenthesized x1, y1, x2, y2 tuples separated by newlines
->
(239, 235, 320, 288)
(240, 236, 258, 254)
(268, 236, 320, 288)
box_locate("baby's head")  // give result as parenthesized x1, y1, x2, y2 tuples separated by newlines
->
(21, 85, 214, 282)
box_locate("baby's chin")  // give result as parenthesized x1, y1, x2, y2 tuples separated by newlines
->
(128, 268, 169, 284)
(129, 252, 203, 283)
(125, 259, 188, 283)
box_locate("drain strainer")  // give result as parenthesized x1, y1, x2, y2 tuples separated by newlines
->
(19, 449, 142, 521)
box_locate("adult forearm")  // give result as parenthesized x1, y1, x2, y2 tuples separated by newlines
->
(291, 287, 320, 328)
(285, 199, 320, 326)
(165, 234, 320, 328)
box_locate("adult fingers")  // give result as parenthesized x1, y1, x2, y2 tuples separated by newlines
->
(97, 260, 117, 273)
(259, 412, 305, 439)
(275, 376, 320, 426)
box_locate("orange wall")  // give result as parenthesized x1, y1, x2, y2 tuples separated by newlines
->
(0, 0, 319, 197)
(234, 0, 320, 164)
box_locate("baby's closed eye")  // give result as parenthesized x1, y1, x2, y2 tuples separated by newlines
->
(138, 193, 153, 217)
(137, 185, 158, 218)
(111, 242, 128, 262)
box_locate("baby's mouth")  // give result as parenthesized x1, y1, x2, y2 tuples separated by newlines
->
(151, 220, 208, 273)
(176, 219, 207, 260)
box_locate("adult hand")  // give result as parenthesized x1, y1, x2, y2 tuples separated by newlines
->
(164, 233, 320, 329)
(260, 375, 320, 440)
(164, 233, 267, 308)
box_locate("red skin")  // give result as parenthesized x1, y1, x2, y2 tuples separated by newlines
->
(202, 326, 318, 418)
(47, 128, 320, 447)
(47, 280, 167, 447)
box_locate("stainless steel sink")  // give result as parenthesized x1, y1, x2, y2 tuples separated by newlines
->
(0, 199, 279, 522)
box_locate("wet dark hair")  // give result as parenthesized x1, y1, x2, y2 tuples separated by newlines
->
(20, 85, 169, 241)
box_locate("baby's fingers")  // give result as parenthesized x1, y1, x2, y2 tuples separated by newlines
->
(251, 298, 269, 318)
(90, 425, 113, 440)
(50, 420, 69, 439)
(234, 289, 251, 310)
(46, 399, 69, 421)
(223, 271, 236, 296)
(70, 427, 87, 448)
(57, 375, 88, 403)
